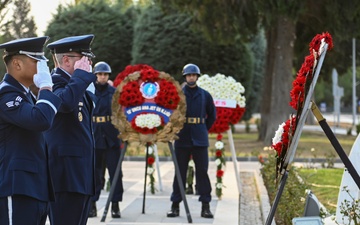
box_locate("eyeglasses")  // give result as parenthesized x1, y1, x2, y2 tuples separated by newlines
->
(63, 54, 92, 62)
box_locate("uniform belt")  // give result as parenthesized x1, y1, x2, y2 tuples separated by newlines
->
(93, 116, 111, 123)
(185, 117, 205, 124)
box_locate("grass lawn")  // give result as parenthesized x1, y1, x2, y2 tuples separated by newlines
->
(298, 168, 344, 214)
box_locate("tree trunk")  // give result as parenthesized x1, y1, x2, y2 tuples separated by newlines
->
(259, 16, 296, 145)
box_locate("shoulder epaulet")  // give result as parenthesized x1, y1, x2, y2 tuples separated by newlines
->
(0, 81, 13, 92)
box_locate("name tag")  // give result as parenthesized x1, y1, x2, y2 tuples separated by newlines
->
(213, 99, 236, 108)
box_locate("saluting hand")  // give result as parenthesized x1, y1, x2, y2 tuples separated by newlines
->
(33, 60, 53, 89)
(74, 56, 91, 72)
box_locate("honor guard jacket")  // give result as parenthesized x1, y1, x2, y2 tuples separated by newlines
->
(93, 83, 121, 149)
(44, 67, 97, 195)
(175, 85, 216, 148)
(0, 74, 61, 201)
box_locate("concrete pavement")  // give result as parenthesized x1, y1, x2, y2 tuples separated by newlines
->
(85, 161, 271, 225)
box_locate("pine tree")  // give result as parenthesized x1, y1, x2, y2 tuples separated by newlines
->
(2, 0, 37, 40)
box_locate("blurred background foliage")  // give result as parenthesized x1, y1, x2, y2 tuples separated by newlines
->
(0, 0, 360, 143)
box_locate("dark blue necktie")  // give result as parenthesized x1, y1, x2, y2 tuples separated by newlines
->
(27, 91, 35, 105)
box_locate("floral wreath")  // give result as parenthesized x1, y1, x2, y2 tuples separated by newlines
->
(112, 64, 186, 193)
(271, 32, 333, 180)
(112, 64, 186, 144)
(187, 73, 246, 199)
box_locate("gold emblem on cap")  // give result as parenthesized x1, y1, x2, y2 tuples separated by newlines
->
(78, 112, 83, 122)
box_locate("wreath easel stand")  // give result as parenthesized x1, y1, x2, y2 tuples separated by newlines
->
(265, 43, 329, 225)
(100, 141, 192, 223)
(153, 144, 163, 191)
(101, 141, 128, 222)
(264, 34, 353, 224)
(100, 67, 192, 223)
(227, 129, 241, 194)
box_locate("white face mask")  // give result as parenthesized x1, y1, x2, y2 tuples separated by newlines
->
(89, 65, 92, 73)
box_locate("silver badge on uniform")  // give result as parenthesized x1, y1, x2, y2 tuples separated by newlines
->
(78, 112, 83, 122)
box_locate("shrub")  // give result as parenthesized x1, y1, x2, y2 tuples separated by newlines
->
(260, 153, 309, 225)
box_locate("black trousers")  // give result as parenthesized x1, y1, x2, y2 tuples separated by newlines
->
(0, 195, 48, 225)
(170, 146, 212, 203)
(92, 147, 124, 202)
(49, 192, 91, 225)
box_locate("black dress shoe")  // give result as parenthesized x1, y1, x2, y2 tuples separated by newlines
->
(166, 202, 180, 217)
(88, 201, 97, 218)
(167, 207, 179, 217)
(111, 202, 121, 218)
(201, 202, 214, 218)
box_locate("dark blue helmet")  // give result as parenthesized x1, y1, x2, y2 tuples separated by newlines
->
(94, 61, 111, 74)
(182, 63, 201, 76)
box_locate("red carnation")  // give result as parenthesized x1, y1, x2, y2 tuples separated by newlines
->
(147, 156, 155, 165)
(309, 32, 333, 54)
(229, 105, 245, 124)
(140, 68, 159, 82)
(271, 116, 297, 157)
(114, 64, 154, 87)
(215, 150, 222, 157)
(154, 80, 180, 109)
(216, 170, 224, 178)
(209, 108, 232, 133)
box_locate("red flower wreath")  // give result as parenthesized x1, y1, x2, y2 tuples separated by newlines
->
(271, 32, 333, 180)
(111, 64, 186, 145)
(112, 65, 186, 194)
(272, 116, 297, 157)
(290, 32, 333, 110)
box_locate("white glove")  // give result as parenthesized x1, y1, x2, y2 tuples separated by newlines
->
(33, 60, 53, 88)
(86, 82, 95, 94)
(74, 56, 91, 72)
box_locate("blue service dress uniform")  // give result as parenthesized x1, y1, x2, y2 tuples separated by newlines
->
(171, 85, 216, 203)
(92, 82, 123, 202)
(0, 74, 61, 225)
(44, 67, 96, 225)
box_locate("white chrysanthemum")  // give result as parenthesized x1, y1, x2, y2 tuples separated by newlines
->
(197, 73, 246, 107)
(146, 146, 154, 154)
(147, 167, 154, 175)
(216, 183, 223, 189)
(272, 122, 285, 145)
(188, 159, 195, 167)
(215, 141, 224, 149)
(215, 158, 221, 166)
(238, 100, 246, 108)
(135, 113, 161, 129)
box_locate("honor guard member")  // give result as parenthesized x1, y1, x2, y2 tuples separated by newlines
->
(44, 34, 97, 225)
(88, 61, 123, 218)
(0, 37, 61, 225)
(167, 63, 216, 219)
